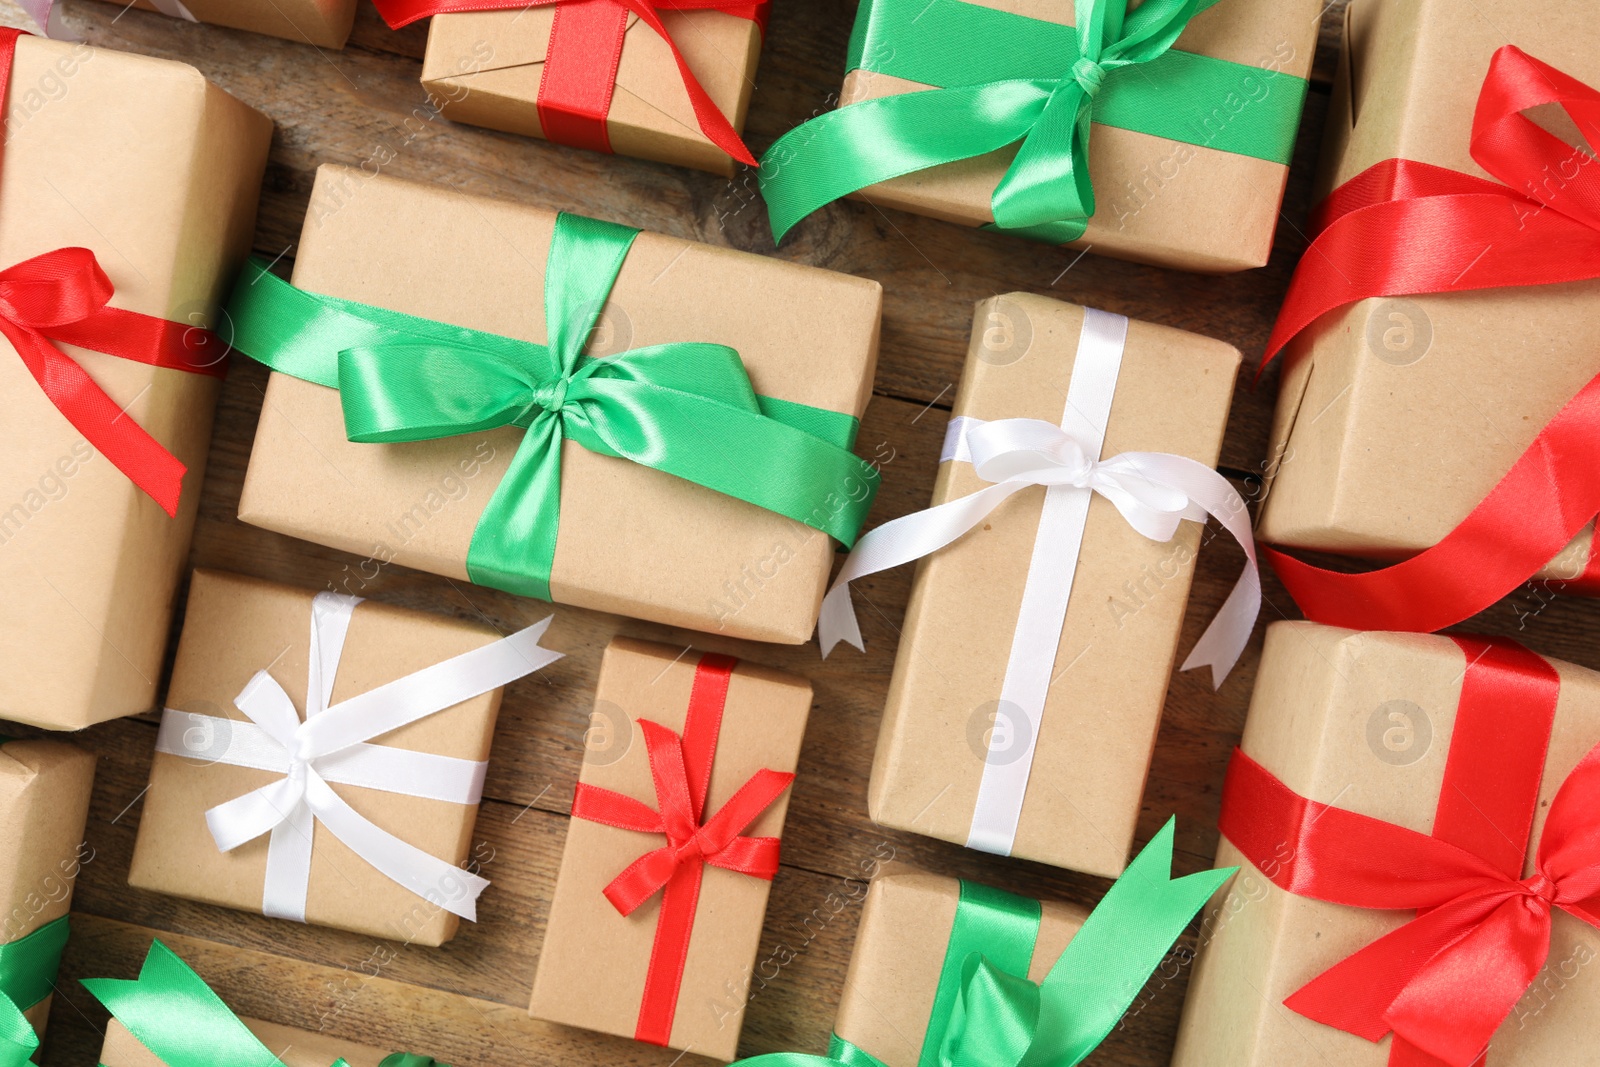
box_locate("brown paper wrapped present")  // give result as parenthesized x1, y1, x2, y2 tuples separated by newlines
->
(860, 294, 1242, 878)
(101, 0, 357, 47)
(101, 1018, 393, 1067)
(1259, 0, 1600, 578)
(235, 165, 881, 645)
(0, 738, 94, 1044)
(1175, 622, 1600, 1067)
(128, 570, 564, 946)
(420, 5, 762, 175)
(528, 637, 809, 1061)
(0, 34, 270, 731)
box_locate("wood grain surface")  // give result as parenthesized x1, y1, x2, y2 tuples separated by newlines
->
(9, 2, 1597, 1065)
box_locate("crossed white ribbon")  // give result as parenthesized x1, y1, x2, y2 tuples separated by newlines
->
(816, 307, 1260, 856)
(157, 592, 564, 924)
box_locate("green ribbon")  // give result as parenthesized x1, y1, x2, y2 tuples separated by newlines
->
(224, 212, 880, 602)
(84, 941, 449, 1067)
(735, 819, 1234, 1067)
(758, 0, 1308, 244)
(0, 916, 69, 1067)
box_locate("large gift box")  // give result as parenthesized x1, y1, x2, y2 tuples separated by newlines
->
(384, 0, 765, 174)
(229, 166, 882, 645)
(838, 294, 1250, 878)
(758, 0, 1321, 270)
(94, 0, 357, 47)
(0, 738, 94, 1054)
(528, 637, 809, 1060)
(1258, 0, 1600, 614)
(1175, 622, 1600, 1067)
(0, 32, 271, 731)
(127, 570, 562, 946)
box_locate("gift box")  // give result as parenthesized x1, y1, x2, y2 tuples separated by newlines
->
(0, 738, 94, 1052)
(528, 637, 809, 1060)
(406, 1, 763, 175)
(1258, 0, 1600, 593)
(92, 941, 446, 1067)
(127, 569, 562, 946)
(757, 0, 1321, 271)
(229, 165, 882, 645)
(0, 32, 271, 731)
(1175, 622, 1600, 1067)
(93, 0, 357, 46)
(847, 294, 1248, 878)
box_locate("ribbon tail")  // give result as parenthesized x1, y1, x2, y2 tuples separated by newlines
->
(262, 800, 317, 924)
(0, 995, 38, 1067)
(731, 1034, 888, 1067)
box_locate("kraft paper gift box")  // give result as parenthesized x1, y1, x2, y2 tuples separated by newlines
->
(1174, 622, 1600, 1067)
(528, 637, 810, 1061)
(759, 0, 1322, 271)
(866, 294, 1241, 878)
(127, 569, 562, 947)
(1259, 0, 1600, 577)
(417, 5, 763, 175)
(0, 34, 271, 731)
(97, 0, 357, 47)
(234, 165, 881, 645)
(0, 738, 95, 1046)
(102, 1019, 395, 1067)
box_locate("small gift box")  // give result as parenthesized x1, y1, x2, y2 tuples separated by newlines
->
(528, 637, 810, 1060)
(127, 570, 563, 946)
(827, 294, 1253, 877)
(1176, 622, 1600, 1067)
(389, 0, 765, 175)
(87, 0, 357, 46)
(228, 166, 882, 645)
(91, 941, 449, 1067)
(0, 738, 94, 1059)
(757, 0, 1321, 270)
(1258, 1, 1600, 629)
(0, 31, 271, 731)
(739, 822, 1231, 1067)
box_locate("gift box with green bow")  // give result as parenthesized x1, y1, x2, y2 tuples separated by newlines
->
(758, 0, 1321, 272)
(229, 165, 883, 645)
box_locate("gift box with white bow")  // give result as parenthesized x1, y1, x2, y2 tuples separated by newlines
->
(126, 569, 564, 946)
(826, 294, 1253, 878)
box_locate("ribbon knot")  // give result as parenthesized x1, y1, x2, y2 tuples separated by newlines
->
(527, 375, 570, 416)
(1069, 55, 1107, 97)
(1520, 870, 1559, 906)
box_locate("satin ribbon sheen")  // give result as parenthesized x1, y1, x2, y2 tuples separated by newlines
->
(368, 0, 765, 164)
(735, 820, 1234, 1067)
(570, 653, 794, 1046)
(818, 308, 1259, 857)
(1218, 636, 1600, 1067)
(1260, 47, 1600, 632)
(0, 916, 69, 1067)
(757, 0, 1307, 243)
(225, 211, 877, 603)
(85, 940, 449, 1067)
(155, 593, 563, 923)
(0, 28, 227, 516)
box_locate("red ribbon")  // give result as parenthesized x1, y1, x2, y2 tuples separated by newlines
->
(0, 28, 228, 517)
(1258, 45, 1600, 630)
(1218, 635, 1600, 1067)
(370, 0, 767, 165)
(570, 652, 794, 1046)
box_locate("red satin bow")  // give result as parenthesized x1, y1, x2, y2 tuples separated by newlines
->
(569, 653, 793, 1046)
(369, 0, 766, 165)
(0, 29, 228, 517)
(1219, 637, 1600, 1067)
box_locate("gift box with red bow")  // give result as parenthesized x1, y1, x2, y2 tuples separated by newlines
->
(83, 0, 357, 47)
(1175, 621, 1600, 1067)
(528, 637, 809, 1060)
(0, 32, 270, 730)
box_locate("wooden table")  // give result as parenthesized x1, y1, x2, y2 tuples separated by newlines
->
(11, 2, 1596, 1064)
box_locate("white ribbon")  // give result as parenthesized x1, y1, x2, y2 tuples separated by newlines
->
(157, 593, 564, 924)
(816, 307, 1260, 856)
(23, 0, 197, 39)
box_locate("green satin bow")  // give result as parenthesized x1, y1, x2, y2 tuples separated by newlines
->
(759, 0, 1307, 244)
(736, 820, 1233, 1067)
(84, 941, 448, 1067)
(224, 212, 879, 602)
(0, 916, 69, 1067)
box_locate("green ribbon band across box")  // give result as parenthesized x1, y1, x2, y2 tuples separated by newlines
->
(227, 168, 883, 644)
(0, 917, 68, 1067)
(758, 0, 1318, 272)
